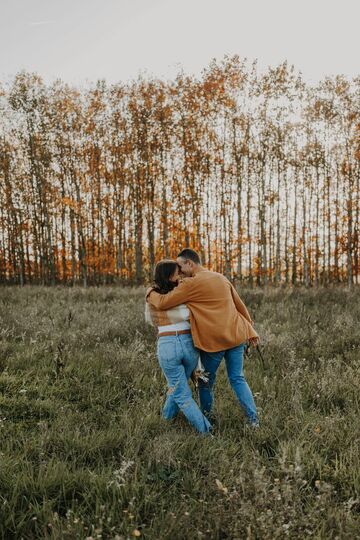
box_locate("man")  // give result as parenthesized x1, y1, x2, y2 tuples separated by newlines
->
(146, 248, 260, 427)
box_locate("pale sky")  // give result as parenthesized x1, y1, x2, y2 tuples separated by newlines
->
(1, 0, 359, 85)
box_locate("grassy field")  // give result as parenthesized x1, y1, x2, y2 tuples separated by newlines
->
(0, 285, 359, 540)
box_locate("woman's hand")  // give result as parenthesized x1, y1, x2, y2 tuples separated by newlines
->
(145, 286, 155, 300)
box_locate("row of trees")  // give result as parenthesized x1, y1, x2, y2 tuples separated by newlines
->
(0, 56, 359, 286)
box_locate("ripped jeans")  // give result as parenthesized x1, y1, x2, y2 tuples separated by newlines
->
(157, 333, 212, 433)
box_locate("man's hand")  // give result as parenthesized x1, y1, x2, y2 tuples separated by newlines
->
(191, 369, 201, 388)
(248, 336, 260, 348)
(191, 368, 209, 388)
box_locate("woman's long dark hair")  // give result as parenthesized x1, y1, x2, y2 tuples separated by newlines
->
(152, 259, 179, 294)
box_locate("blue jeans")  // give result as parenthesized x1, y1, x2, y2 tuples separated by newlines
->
(157, 333, 212, 433)
(199, 342, 258, 424)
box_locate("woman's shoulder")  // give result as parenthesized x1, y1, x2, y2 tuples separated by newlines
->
(145, 286, 155, 302)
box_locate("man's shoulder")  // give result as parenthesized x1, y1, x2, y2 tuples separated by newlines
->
(180, 276, 194, 284)
(197, 270, 228, 281)
(197, 271, 232, 293)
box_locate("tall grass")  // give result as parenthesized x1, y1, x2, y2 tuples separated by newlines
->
(0, 285, 359, 539)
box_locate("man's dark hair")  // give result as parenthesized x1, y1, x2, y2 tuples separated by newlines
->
(177, 248, 201, 264)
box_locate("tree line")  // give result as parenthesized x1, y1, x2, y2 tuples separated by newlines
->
(0, 56, 359, 286)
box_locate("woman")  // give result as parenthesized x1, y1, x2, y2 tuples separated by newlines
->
(145, 260, 212, 434)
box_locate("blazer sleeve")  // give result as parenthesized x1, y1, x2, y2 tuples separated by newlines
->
(146, 278, 196, 310)
(230, 283, 253, 324)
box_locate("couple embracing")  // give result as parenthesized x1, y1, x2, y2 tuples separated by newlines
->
(145, 248, 260, 435)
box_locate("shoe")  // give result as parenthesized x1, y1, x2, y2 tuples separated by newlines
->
(201, 428, 215, 438)
(246, 420, 260, 429)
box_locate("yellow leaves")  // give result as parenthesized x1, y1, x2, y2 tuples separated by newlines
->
(314, 426, 321, 434)
(215, 478, 228, 494)
(131, 529, 141, 537)
(61, 196, 79, 211)
(341, 161, 352, 176)
(264, 191, 279, 205)
(334, 79, 350, 97)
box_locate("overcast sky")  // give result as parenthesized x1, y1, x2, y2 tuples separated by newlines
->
(1, 0, 359, 85)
